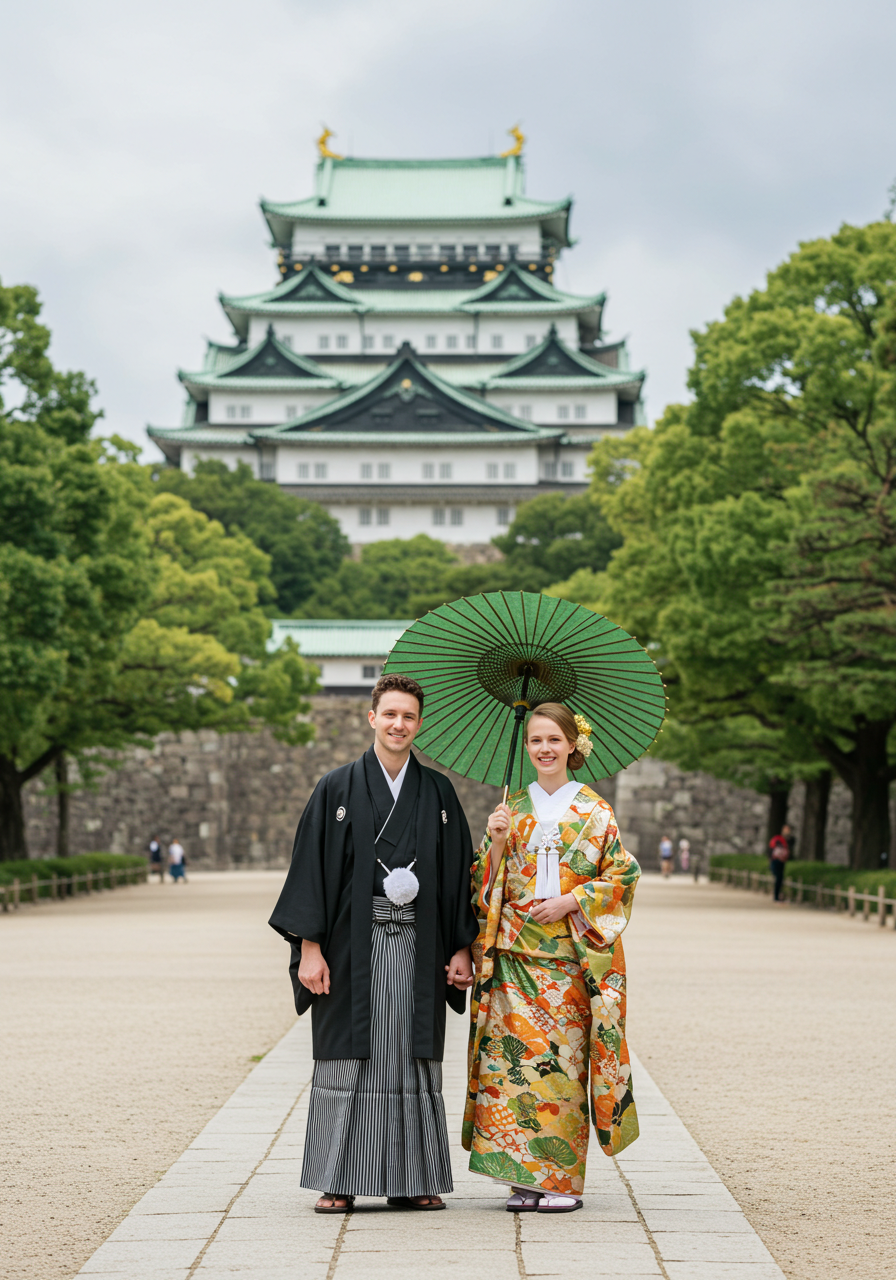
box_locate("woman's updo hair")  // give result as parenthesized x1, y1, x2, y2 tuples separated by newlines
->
(525, 702, 585, 771)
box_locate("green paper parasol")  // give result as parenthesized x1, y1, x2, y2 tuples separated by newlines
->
(383, 591, 666, 794)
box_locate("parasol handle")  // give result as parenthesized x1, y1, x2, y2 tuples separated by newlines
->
(501, 672, 532, 802)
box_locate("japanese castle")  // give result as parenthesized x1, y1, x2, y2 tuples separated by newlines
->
(149, 129, 645, 547)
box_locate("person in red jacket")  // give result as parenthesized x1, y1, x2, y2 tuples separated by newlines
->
(768, 824, 792, 902)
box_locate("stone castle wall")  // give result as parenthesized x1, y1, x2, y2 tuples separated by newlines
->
(23, 697, 853, 869)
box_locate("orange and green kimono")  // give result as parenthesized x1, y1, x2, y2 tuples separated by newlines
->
(463, 783, 640, 1194)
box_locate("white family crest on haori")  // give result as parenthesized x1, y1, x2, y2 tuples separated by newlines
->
(336, 806, 346, 821)
(441, 809, 448, 825)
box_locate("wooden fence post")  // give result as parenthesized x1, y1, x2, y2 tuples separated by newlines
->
(51, 873, 58, 900)
(815, 882, 822, 908)
(862, 892, 870, 923)
(12, 878, 20, 909)
(31, 874, 38, 904)
(85, 870, 92, 893)
(1, 886, 7, 912)
(848, 886, 856, 917)
(878, 886, 886, 928)
(835, 885, 842, 912)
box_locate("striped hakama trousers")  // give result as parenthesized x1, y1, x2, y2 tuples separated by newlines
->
(300, 897, 453, 1197)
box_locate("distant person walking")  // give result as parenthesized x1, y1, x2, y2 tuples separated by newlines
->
(659, 834, 674, 878)
(168, 839, 186, 883)
(148, 836, 164, 883)
(678, 838, 690, 874)
(768, 829, 790, 902)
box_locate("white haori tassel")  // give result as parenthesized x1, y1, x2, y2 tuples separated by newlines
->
(534, 826, 563, 899)
(378, 858, 419, 905)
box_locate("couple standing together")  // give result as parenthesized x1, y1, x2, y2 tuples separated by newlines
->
(269, 673, 640, 1215)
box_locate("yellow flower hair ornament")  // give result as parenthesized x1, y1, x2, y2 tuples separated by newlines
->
(574, 713, 593, 759)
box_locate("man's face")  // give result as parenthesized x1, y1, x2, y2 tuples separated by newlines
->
(368, 692, 422, 757)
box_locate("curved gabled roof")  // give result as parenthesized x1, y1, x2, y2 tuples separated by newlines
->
(481, 323, 645, 396)
(260, 155, 571, 246)
(178, 324, 344, 397)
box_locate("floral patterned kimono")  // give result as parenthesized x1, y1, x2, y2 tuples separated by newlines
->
(463, 783, 640, 1195)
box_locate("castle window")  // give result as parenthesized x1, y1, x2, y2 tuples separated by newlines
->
(362, 665, 377, 680)
(348, 245, 364, 261)
(432, 508, 446, 526)
(383, 335, 395, 349)
(417, 244, 433, 259)
(497, 507, 511, 526)
(574, 404, 586, 420)
(463, 244, 478, 260)
(525, 335, 537, 349)
(239, 405, 252, 419)
(557, 405, 570, 420)
(362, 335, 374, 350)
(285, 405, 298, 419)
(446, 335, 458, 350)
(422, 462, 434, 479)
(314, 462, 327, 479)
(439, 462, 453, 480)
(297, 463, 309, 479)
(503, 462, 516, 480)
(486, 462, 499, 480)
(518, 405, 532, 420)
(425, 335, 437, 349)
(226, 405, 236, 419)
(485, 244, 500, 258)
(325, 243, 341, 257)
(491, 334, 503, 350)
(359, 507, 372, 525)
(336, 334, 348, 350)
(449, 508, 464, 526)
(360, 463, 373, 479)
(371, 245, 386, 261)
(508, 244, 519, 257)
(376, 507, 390, 526)
(440, 245, 457, 261)
(280, 334, 293, 347)
(465, 334, 476, 350)
(377, 462, 390, 479)
(318, 335, 330, 350)
(561, 461, 574, 478)
(395, 245, 410, 262)
(544, 462, 558, 479)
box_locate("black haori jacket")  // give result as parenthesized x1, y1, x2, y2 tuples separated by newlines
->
(269, 747, 479, 1062)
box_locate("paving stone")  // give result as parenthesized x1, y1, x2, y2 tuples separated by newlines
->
(652, 1231, 777, 1262)
(520, 1217, 646, 1242)
(630, 1189, 740, 1210)
(78, 1238, 206, 1270)
(522, 1242, 660, 1275)
(201, 1238, 332, 1267)
(664, 1264, 786, 1279)
(131, 1187, 241, 1215)
(108, 1213, 224, 1241)
(642, 1208, 754, 1232)
(333, 1254, 521, 1280)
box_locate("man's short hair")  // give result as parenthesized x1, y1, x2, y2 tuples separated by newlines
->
(371, 673, 424, 714)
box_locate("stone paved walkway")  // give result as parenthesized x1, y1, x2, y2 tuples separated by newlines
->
(75, 1012, 785, 1280)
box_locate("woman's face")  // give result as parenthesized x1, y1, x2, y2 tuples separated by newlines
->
(525, 715, 575, 782)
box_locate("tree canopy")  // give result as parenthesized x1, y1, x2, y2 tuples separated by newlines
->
(156, 460, 349, 614)
(0, 281, 318, 859)
(553, 220, 896, 869)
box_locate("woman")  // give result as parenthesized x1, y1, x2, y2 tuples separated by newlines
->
(462, 703, 640, 1213)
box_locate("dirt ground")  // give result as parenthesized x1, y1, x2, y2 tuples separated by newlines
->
(624, 875, 896, 1280)
(0, 870, 893, 1280)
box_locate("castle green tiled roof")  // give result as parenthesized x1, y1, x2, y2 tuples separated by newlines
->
(479, 324, 645, 395)
(261, 155, 571, 245)
(180, 324, 345, 395)
(268, 618, 412, 658)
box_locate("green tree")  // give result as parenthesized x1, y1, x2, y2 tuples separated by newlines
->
(0, 282, 318, 859)
(297, 535, 458, 619)
(556, 221, 896, 869)
(156, 460, 349, 613)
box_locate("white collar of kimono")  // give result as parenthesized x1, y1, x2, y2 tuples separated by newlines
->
(377, 752, 408, 803)
(527, 780, 581, 899)
(528, 780, 581, 828)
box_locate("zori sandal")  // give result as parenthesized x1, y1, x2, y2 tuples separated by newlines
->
(506, 1187, 543, 1212)
(536, 1193, 582, 1213)
(314, 1194, 354, 1214)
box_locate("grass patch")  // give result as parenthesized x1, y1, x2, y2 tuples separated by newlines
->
(0, 853, 146, 895)
(710, 853, 896, 898)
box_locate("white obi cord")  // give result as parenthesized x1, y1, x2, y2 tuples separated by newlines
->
(533, 824, 563, 899)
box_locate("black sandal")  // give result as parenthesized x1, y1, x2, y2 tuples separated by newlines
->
(314, 1193, 355, 1214)
(386, 1195, 446, 1210)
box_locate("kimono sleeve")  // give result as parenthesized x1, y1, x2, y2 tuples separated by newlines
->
(570, 806, 640, 949)
(268, 775, 331, 945)
(471, 826, 500, 914)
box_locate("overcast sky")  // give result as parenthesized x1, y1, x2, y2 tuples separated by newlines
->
(2, 0, 895, 457)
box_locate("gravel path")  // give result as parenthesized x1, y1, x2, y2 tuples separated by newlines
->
(1, 869, 892, 1280)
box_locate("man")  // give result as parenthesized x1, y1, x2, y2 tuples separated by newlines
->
(769, 825, 792, 903)
(168, 838, 186, 883)
(148, 835, 163, 883)
(269, 674, 478, 1214)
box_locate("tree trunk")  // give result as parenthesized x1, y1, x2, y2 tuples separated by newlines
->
(801, 771, 832, 861)
(55, 753, 70, 857)
(765, 779, 790, 849)
(0, 757, 28, 861)
(848, 721, 892, 871)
